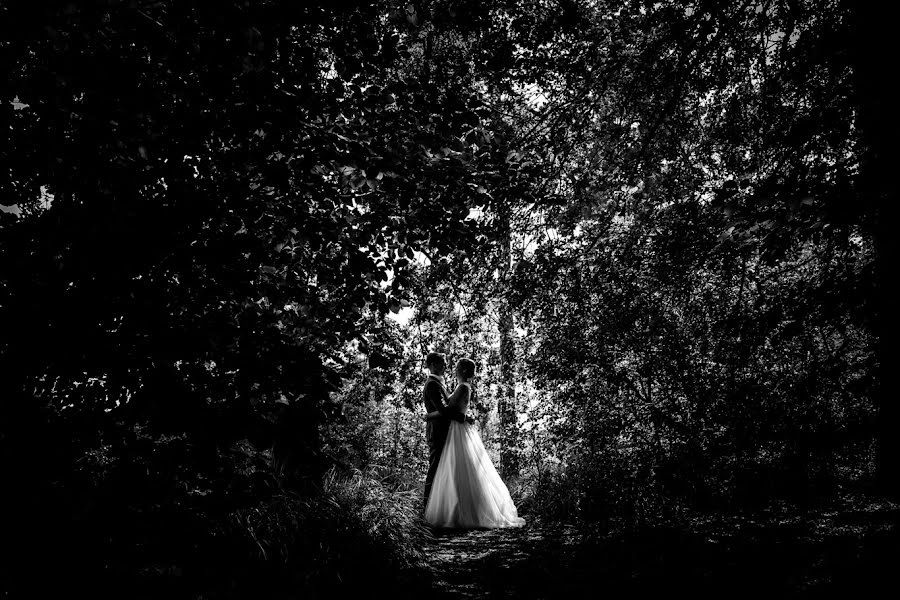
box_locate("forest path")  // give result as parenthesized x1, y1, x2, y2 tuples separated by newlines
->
(418, 522, 587, 599)
(413, 497, 900, 599)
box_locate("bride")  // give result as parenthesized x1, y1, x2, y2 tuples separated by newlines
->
(422, 358, 525, 529)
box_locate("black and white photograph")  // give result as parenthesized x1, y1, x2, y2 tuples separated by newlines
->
(2, 0, 898, 597)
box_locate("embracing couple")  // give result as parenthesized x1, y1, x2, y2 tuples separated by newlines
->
(421, 352, 525, 529)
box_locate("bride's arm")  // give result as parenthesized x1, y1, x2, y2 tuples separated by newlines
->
(430, 384, 469, 423)
(421, 382, 465, 422)
(445, 384, 467, 405)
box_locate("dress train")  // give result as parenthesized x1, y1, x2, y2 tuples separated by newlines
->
(425, 420, 525, 529)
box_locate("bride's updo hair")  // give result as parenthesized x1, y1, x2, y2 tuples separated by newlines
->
(456, 358, 476, 379)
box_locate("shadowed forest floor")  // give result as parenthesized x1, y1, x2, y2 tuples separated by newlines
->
(404, 495, 900, 599)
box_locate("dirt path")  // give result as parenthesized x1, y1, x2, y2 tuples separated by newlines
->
(418, 523, 585, 599)
(411, 499, 900, 599)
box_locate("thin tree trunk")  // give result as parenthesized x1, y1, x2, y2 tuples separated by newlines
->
(498, 203, 519, 478)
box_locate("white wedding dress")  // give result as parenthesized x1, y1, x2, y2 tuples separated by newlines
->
(425, 383, 525, 529)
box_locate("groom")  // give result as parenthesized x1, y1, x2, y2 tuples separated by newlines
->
(422, 351, 467, 509)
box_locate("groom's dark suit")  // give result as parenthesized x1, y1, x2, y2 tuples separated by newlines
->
(422, 374, 464, 508)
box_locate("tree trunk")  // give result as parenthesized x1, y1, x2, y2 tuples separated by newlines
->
(498, 203, 519, 478)
(848, 3, 900, 497)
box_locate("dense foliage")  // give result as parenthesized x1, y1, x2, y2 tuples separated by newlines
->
(2, 0, 896, 597)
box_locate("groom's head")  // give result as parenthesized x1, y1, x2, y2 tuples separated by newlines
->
(425, 352, 446, 376)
